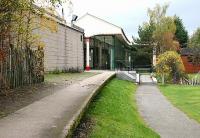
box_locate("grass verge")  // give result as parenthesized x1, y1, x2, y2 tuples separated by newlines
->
(45, 72, 99, 83)
(159, 85, 200, 123)
(73, 78, 159, 138)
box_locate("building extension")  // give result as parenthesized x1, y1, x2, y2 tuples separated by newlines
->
(75, 13, 134, 70)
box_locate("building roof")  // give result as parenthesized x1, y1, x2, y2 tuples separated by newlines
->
(33, 4, 84, 33)
(180, 48, 194, 56)
(74, 13, 131, 45)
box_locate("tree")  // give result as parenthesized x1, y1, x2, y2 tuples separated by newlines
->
(133, 22, 155, 67)
(0, 0, 70, 91)
(174, 16, 188, 48)
(134, 22, 155, 45)
(132, 45, 152, 67)
(189, 27, 200, 66)
(0, 0, 72, 60)
(0, 0, 67, 56)
(156, 51, 185, 84)
(189, 28, 200, 48)
(148, 4, 179, 54)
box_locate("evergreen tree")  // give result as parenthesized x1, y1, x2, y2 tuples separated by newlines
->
(174, 16, 188, 48)
(135, 22, 155, 45)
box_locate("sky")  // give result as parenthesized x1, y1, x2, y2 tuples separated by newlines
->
(62, 0, 200, 41)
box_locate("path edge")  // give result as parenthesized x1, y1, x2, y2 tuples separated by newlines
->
(63, 73, 116, 138)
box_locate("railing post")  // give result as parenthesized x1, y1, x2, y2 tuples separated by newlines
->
(136, 73, 140, 84)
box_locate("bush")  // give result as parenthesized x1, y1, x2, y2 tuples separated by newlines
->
(155, 51, 185, 84)
(49, 67, 83, 74)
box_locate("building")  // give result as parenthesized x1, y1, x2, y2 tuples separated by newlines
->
(75, 13, 134, 70)
(180, 48, 200, 73)
(35, 10, 84, 72)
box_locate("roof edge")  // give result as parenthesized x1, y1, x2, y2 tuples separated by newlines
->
(76, 13, 131, 45)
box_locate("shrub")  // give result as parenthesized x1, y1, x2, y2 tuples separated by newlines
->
(155, 51, 185, 84)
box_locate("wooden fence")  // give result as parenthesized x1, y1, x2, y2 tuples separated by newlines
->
(181, 71, 200, 86)
(0, 46, 44, 91)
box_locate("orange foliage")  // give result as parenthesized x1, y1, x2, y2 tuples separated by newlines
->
(163, 32, 180, 51)
(40, 16, 58, 33)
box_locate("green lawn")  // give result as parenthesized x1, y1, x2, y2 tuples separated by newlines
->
(159, 85, 200, 123)
(80, 78, 159, 138)
(44, 72, 98, 83)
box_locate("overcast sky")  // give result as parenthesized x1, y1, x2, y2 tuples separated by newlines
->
(63, 0, 200, 41)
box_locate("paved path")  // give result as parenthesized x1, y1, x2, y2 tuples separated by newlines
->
(0, 72, 115, 138)
(140, 74, 153, 83)
(136, 75, 200, 138)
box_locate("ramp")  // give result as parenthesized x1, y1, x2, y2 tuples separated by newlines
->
(116, 71, 136, 82)
(140, 74, 154, 84)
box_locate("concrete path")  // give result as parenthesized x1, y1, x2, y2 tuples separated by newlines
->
(136, 75, 200, 138)
(140, 74, 153, 83)
(0, 72, 115, 138)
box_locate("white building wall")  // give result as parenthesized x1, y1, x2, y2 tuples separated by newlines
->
(75, 14, 121, 37)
